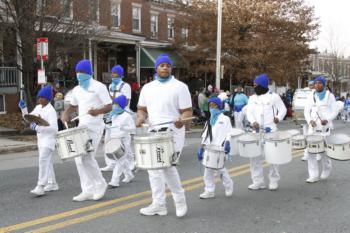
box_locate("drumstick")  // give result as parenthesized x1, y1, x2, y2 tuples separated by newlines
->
(64, 122, 69, 129)
(70, 105, 105, 122)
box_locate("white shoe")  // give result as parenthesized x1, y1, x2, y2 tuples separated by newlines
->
(316, 154, 321, 161)
(72, 192, 93, 201)
(268, 182, 278, 191)
(225, 184, 234, 197)
(306, 177, 319, 183)
(108, 181, 120, 188)
(199, 191, 215, 199)
(100, 166, 114, 172)
(30, 186, 45, 196)
(175, 202, 188, 218)
(93, 182, 108, 201)
(122, 174, 135, 183)
(301, 154, 308, 161)
(320, 170, 331, 180)
(248, 183, 266, 190)
(139, 203, 167, 216)
(43, 183, 59, 192)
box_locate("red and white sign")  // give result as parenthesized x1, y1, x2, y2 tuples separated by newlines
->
(37, 37, 49, 61)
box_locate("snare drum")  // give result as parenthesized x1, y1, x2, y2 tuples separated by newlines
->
(202, 145, 226, 169)
(134, 132, 174, 170)
(229, 128, 245, 156)
(292, 135, 306, 150)
(306, 135, 325, 154)
(56, 127, 93, 161)
(325, 134, 350, 160)
(105, 138, 125, 160)
(264, 132, 292, 165)
(237, 133, 261, 158)
(286, 129, 300, 137)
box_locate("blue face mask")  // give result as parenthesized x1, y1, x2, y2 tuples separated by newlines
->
(110, 105, 124, 117)
(315, 88, 326, 101)
(209, 108, 221, 126)
(156, 75, 171, 83)
(77, 73, 92, 90)
(112, 77, 122, 85)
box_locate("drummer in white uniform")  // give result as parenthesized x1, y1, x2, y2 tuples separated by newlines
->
(18, 86, 59, 196)
(136, 54, 192, 218)
(246, 74, 287, 190)
(197, 97, 234, 199)
(61, 59, 112, 201)
(107, 94, 136, 187)
(304, 76, 338, 183)
(101, 65, 132, 172)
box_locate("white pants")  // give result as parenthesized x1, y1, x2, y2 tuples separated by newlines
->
(148, 166, 186, 205)
(103, 129, 116, 168)
(37, 147, 56, 186)
(204, 167, 233, 193)
(307, 152, 332, 178)
(111, 137, 133, 184)
(233, 111, 245, 129)
(250, 155, 280, 185)
(74, 127, 106, 194)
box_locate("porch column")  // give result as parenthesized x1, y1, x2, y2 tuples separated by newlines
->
(136, 42, 141, 84)
(93, 42, 97, 79)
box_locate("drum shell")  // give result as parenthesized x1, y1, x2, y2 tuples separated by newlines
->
(306, 135, 325, 154)
(229, 128, 244, 156)
(105, 138, 125, 160)
(325, 134, 350, 160)
(264, 138, 292, 165)
(292, 135, 306, 149)
(56, 127, 91, 161)
(202, 145, 226, 170)
(237, 133, 261, 158)
(134, 132, 174, 170)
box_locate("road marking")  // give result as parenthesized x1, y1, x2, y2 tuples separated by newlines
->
(0, 151, 303, 233)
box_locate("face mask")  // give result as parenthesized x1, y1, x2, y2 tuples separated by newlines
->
(315, 88, 326, 101)
(254, 85, 269, 96)
(77, 73, 92, 90)
(112, 77, 121, 85)
(209, 108, 221, 126)
(110, 105, 124, 117)
(156, 75, 171, 83)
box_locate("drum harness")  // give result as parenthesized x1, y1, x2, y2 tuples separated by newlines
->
(310, 92, 330, 135)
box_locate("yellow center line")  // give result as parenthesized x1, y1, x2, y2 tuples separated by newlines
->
(25, 152, 304, 233)
(0, 151, 303, 233)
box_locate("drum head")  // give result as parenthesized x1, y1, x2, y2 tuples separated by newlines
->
(230, 128, 245, 136)
(286, 129, 300, 136)
(238, 133, 259, 143)
(105, 138, 122, 153)
(306, 135, 324, 142)
(264, 131, 291, 141)
(325, 134, 350, 145)
(24, 114, 49, 126)
(292, 135, 305, 140)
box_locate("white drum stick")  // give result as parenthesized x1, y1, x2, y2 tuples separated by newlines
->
(70, 105, 105, 122)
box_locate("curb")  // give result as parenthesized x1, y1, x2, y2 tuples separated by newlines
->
(0, 145, 38, 155)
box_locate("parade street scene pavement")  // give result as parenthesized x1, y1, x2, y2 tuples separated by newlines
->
(0, 120, 349, 233)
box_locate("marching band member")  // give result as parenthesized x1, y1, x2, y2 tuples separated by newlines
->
(231, 85, 248, 129)
(197, 97, 234, 199)
(246, 74, 287, 191)
(18, 86, 59, 196)
(107, 94, 136, 187)
(101, 65, 132, 172)
(61, 59, 112, 201)
(136, 54, 192, 217)
(304, 76, 338, 183)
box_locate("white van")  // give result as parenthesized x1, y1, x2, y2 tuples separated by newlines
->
(292, 87, 313, 120)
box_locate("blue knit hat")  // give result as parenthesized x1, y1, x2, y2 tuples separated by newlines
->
(37, 86, 53, 101)
(254, 74, 269, 88)
(75, 59, 93, 75)
(208, 97, 222, 109)
(155, 54, 173, 69)
(111, 65, 124, 77)
(113, 94, 127, 109)
(314, 76, 326, 86)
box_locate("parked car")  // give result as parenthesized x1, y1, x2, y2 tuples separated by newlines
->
(292, 87, 313, 121)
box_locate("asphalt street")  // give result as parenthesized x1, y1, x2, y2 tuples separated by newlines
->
(1, 120, 350, 233)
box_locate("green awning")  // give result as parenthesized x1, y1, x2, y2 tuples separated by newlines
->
(140, 47, 185, 68)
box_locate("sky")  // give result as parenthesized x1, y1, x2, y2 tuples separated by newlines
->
(305, 0, 350, 57)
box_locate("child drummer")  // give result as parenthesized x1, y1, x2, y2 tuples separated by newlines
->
(18, 86, 59, 196)
(106, 94, 136, 187)
(197, 97, 234, 199)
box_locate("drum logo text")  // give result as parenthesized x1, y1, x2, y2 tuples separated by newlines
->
(66, 139, 76, 153)
(156, 146, 165, 163)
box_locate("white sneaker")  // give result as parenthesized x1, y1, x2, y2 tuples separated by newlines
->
(301, 154, 308, 161)
(30, 186, 45, 196)
(268, 182, 278, 191)
(72, 192, 93, 201)
(100, 166, 114, 172)
(139, 203, 167, 216)
(43, 183, 59, 192)
(316, 154, 321, 161)
(320, 170, 331, 180)
(108, 181, 120, 188)
(122, 174, 135, 183)
(248, 183, 266, 190)
(175, 202, 188, 218)
(199, 191, 215, 199)
(225, 185, 234, 197)
(93, 182, 108, 201)
(306, 177, 319, 183)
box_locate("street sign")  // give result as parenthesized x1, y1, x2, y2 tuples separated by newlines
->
(37, 37, 48, 61)
(37, 69, 46, 84)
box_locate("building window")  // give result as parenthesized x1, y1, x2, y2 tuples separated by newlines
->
(181, 28, 188, 39)
(167, 17, 174, 39)
(111, 0, 121, 28)
(60, 0, 73, 19)
(0, 94, 5, 114)
(132, 6, 141, 32)
(90, 0, 99, 23)
(36, 0, 45, 16)
(150, 14, 158, 37)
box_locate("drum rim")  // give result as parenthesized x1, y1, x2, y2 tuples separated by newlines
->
(325, 134, 350, 145)
(306, 135, 324, 142)
(264, 132, 291, 142)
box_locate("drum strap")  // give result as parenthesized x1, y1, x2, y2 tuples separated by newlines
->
(111, 82, 125, 98)
(203, 122, 213, 142)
